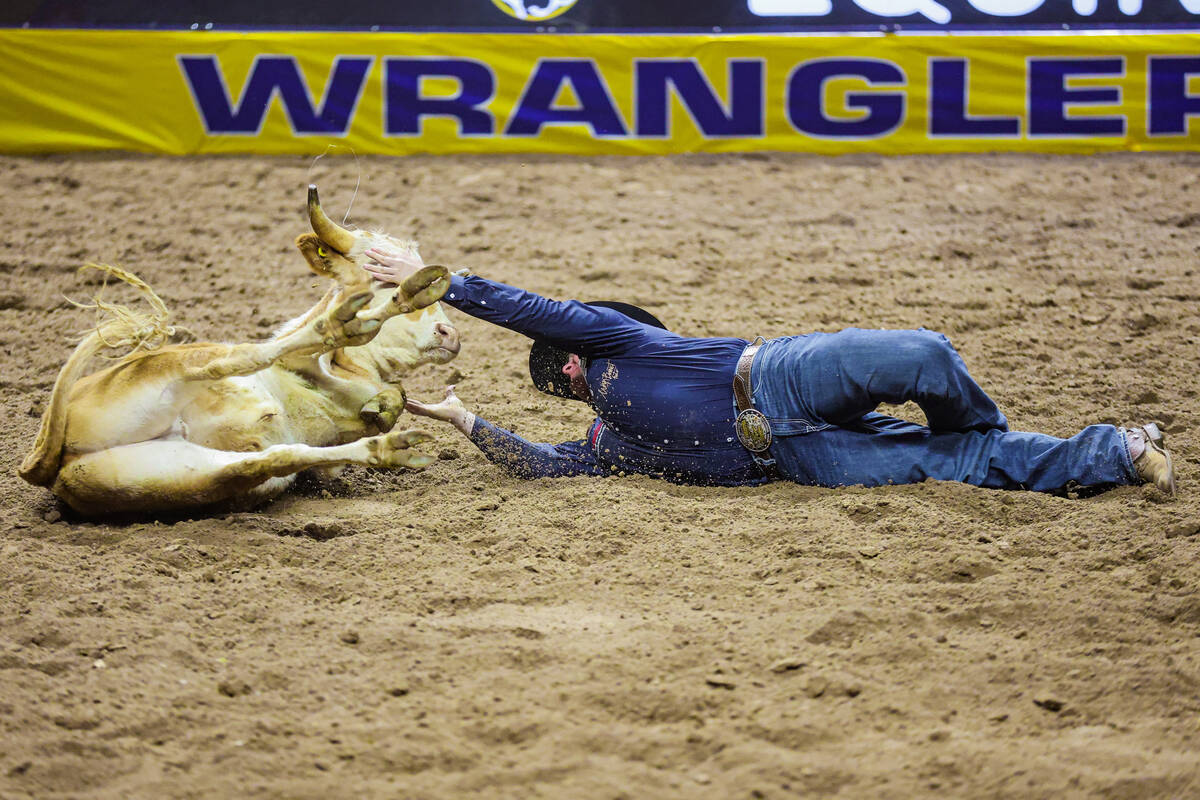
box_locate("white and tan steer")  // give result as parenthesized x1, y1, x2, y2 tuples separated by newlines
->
(19, 186, 459, 516)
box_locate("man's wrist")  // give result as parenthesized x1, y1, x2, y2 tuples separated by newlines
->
(454, 410, 476, 435)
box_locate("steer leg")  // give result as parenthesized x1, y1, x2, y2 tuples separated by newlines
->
(359, 385, 407, 433)
(53, 429, 436, 516)
(180, 265, 447, 384)
(355, 266, 451, 325)
(182, 290, 380, 382)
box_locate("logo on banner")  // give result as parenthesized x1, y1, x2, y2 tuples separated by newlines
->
(748, 0, 1200, 24)
(491, 0, 580, 21)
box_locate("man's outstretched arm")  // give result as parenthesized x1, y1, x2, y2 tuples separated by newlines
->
(408, 386, 606, 480)
(363, 247, 653, 358)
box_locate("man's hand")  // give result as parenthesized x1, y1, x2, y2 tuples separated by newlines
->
(364, 246, 426, 286)
(406, 385, 476, 436)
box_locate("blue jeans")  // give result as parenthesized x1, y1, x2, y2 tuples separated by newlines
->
(750, 329, 1137, 492)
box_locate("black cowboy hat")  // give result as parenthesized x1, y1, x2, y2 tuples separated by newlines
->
(528, 301, 667, 400)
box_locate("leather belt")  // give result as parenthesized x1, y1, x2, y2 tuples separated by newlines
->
(733, 344, 759, 413)
(733, 343, 773, 455)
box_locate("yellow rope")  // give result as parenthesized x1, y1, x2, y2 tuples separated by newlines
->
(66, 263, 177, 356)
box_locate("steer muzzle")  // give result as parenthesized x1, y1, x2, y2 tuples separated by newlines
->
(307, 184, 357, 255)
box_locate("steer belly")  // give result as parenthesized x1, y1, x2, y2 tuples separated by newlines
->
(61, 344, 237, 454)
(181, 371, 352, 452)
(64, 372, 193, 454)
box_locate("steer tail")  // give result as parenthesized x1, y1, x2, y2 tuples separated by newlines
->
(18, 264, 175, 487)
(18, 329, 111, 486)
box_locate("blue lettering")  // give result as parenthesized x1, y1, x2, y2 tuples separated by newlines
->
(786, 59, 905, 138)
(1148, 56, 1200, 136)
(1028, 58, 1124, 136)
(506, 60, 627, 137)
(384, 58, 495, 136)
(179, 55, 371, 135)
(929, 59, 1020, 137)
(635, 59, 764, 138)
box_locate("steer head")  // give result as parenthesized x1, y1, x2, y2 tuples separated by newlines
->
(295, 184, 394, 288)
(296, 185, 460, 380)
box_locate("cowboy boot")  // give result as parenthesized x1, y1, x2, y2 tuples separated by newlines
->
(1131, 423, 1176, 496)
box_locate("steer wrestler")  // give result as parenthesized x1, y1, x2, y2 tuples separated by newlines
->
(364, 247, 1175, 496)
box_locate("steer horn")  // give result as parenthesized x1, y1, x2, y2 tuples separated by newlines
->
(307, 184, 357, 255)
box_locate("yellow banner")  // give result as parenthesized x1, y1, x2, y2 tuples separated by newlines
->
(0, 29, 1197, 155)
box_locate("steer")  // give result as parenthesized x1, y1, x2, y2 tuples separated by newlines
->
(18, 186, 460, 516)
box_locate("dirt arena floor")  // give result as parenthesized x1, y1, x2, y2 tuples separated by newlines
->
(1, 151, 1198, 799)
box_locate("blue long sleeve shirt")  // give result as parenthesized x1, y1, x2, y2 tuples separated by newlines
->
(442, 274, 766, 486)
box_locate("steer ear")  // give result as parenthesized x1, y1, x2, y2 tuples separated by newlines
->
(295, 234, 334, 278)
(295, 233, 369, 287)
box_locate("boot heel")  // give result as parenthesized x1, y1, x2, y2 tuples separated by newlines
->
(1142, 422, 1164, 444)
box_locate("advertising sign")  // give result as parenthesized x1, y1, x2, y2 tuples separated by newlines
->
(9, 0, 1200, 32)
(0, 30, 1196, 155)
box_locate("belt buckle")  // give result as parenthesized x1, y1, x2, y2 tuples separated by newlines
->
(736, 408, 772, 453)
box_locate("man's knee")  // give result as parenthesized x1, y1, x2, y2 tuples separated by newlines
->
(903, 329, 959, 366)
(815, 328, 960, 373)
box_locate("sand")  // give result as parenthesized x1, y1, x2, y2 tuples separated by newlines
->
(0, 151, 1197, 798)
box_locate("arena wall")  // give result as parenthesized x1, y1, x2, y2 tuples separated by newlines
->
(0, 29, 1197, 155)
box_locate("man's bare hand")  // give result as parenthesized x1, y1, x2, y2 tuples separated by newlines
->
(406, 385, 476, 435)
(364, 246, 426, 285)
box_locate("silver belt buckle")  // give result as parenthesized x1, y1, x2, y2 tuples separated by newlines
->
(736, 408, 772, 453)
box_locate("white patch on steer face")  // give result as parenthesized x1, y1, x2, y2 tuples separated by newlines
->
(409, 304, 457, 360)
(364, 305, 457, 379)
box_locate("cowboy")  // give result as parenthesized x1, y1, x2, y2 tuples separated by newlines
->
(364, 247, 1174, 495)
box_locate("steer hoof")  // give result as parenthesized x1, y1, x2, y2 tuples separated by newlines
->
(315, 291, 383, 348)
(360, 386, 407, 433)
(367, 429, 436, 469)
(398, 266, 451, 311)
